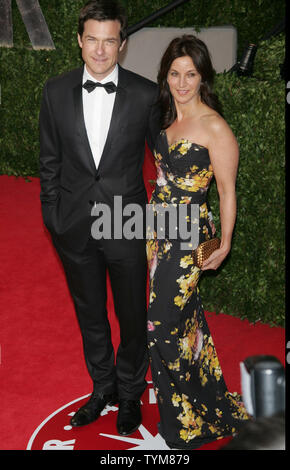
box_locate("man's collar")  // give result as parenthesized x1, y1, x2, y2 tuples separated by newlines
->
(83, 64, 119, 85)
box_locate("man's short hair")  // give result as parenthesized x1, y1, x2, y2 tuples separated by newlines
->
(78, 0, 128, 43)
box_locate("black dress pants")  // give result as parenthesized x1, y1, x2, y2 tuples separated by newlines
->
(52, 233, 149, 400)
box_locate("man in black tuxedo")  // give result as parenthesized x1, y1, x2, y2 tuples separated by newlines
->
(39, 0, 160, 436)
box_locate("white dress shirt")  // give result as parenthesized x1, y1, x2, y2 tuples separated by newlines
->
(82, 64, 118, 170)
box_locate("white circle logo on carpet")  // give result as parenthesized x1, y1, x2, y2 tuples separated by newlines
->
(27, 382, 171, 450)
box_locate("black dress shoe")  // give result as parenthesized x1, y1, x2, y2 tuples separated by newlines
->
(117, 399, 141, 436)
(70, 392, 118, 427)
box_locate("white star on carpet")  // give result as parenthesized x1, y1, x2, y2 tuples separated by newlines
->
(99, 424, 171, 450)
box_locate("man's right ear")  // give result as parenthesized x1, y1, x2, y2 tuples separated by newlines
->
(77, 34, 83, 48)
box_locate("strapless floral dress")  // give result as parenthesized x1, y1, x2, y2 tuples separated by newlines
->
(146, 131, 248, 449)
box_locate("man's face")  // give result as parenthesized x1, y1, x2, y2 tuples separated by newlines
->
(78, 19, 126, 81)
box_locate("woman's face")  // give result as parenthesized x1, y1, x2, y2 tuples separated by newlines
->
(167, 55, 202, 105)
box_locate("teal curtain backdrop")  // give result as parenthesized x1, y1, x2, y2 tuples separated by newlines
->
(0, 0, 285, 326)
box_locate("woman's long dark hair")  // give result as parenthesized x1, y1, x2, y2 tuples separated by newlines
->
(157, 35, 223, 129)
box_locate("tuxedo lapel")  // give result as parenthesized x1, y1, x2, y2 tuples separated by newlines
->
(73, 73, 97, 174)
(97, 65, 128, 172)
(72, 65, 129, 174)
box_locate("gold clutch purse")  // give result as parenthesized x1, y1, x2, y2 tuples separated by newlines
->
(192, 237, 221, 268)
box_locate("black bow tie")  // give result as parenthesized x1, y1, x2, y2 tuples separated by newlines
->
(83, 80, 117, 94)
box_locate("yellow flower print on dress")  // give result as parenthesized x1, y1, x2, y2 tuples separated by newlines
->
(175, 394, 204, 442)
(156, 164, 167, 186)
(162, 240, 172, 254)
(174, 296, 185, 308)
(149, 290, 156, 304)
(156, 191, 165, 201)
(170, 327, 179, 335)
(146, 239, 158, 280)
(198, 335, 223, 386)
(174, 267, 200, 310)
(168, 140, 192, 155)
(192, 167, 213, 189)
(180, 196, 192, 204)
(177, 316, 204, 364)
(202, 225, 210, 239)
(190, 165, 199, 172)
(160, 184, 172, 199)
(225, 392, 249, 420)
(147, 320, 161, 331)
(168, 357, 181, 371)
(215, 408, 223, 418)
(200, 202, 208, 219)
(172, 392, 182, 407)
(180, 254, 194, 269)
(179, 142, 193, 155)
(154, 151, 162, 162)
(172, 165, 214, 193)
(146, 133, 249, 448)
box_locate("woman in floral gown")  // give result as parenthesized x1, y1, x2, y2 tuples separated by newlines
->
(146, 35, 249, 449)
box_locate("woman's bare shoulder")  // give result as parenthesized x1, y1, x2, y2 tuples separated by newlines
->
(201, 111, 229, 133)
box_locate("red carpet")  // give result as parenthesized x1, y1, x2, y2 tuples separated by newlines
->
(0, 151, 285, 450)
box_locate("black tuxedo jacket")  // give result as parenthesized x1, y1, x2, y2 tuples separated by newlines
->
(39, 65, 161, 252)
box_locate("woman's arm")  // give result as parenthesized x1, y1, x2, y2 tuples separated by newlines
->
(201, 116, 239, 271)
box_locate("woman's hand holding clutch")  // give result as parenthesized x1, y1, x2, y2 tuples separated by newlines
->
(201, 244, 230, 271)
